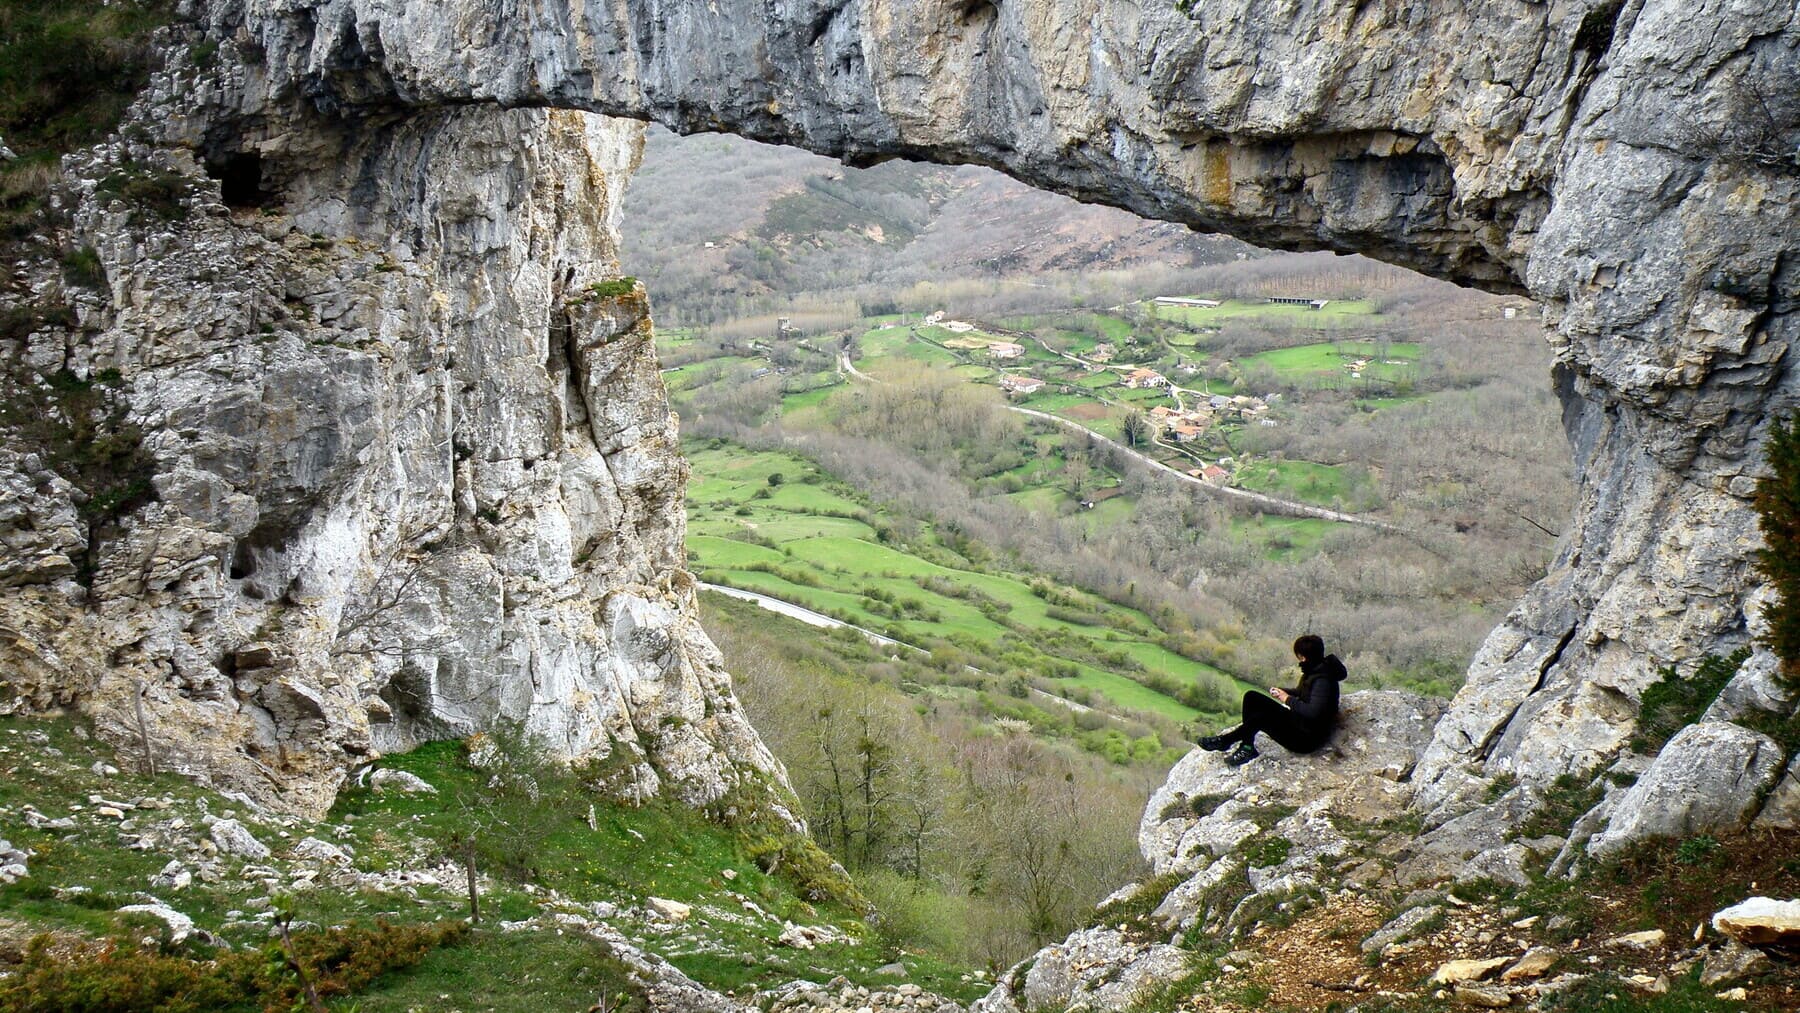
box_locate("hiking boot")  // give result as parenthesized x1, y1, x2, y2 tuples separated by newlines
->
(1224, 741, 1259, 767)
(1197, 728, 1239, 752)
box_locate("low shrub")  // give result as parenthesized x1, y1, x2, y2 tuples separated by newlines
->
(0, 919, 467, 1013)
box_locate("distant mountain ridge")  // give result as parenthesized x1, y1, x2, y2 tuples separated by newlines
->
(622, 126, 1255, 305)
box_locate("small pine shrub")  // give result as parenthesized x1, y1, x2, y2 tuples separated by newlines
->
(1629, 648, 1749, 755)
(1754, 413, 1800, 680)
(60, 245, 104, 288)
(1241, 834, 1292, 869)
(1088, 870, 1188, 941)
(93, 162, 193, 222)
(1512, 773, 1604, 840)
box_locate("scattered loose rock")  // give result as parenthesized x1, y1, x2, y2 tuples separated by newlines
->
(777, 922, 850, 949)
(117, 903, 195, 944)
(1712, 897, 1800, 948)
(1452, 982, 1513, 1007)
(0, 839, 28, 884)
(1430, 957, 1511, 985)
(150, 859, 192, 891)
(1363, 904, 1444, 954)
(646, 897, 692, 922)
(1500, 947, 1559, 981)
(368, 769, 438, 795)
(291, 837, 351, 865)
(209, 818, 271, 859)
(1699, 940, 1770, 986)
(1606, 928, 1666, 950)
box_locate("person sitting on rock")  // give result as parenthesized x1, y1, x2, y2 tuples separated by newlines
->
(1197, 634, 1347, 767)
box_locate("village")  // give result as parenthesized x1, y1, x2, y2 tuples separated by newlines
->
(661, 289, 1435, 531)
(911, 298, 1391, 488)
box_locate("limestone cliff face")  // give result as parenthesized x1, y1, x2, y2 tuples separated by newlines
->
(187, 0, 1795, 836)
(0, 43, 780, 816)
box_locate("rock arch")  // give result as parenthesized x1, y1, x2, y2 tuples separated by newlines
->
(211, 0, 1797, 793)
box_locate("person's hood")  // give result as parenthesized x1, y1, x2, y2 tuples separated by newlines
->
(1302, 654, 1348, 682)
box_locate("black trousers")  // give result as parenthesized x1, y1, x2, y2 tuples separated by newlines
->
(1227, 691, 1328, 753)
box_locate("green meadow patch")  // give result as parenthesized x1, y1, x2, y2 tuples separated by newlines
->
(684, 441, 1249, 727)
(1239, 340, 1419, 386)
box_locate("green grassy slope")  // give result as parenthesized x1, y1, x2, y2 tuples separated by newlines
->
(0, 714, 989, 1010)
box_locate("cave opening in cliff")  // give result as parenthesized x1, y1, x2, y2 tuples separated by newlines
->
(623, 123, 1575, 716)
(206, 150, 271, 209)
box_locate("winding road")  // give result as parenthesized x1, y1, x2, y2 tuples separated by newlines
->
(701, 582, 901, 647)
(1007, 407, 1400, 530)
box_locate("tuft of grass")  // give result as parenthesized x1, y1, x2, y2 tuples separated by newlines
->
(1483, 771, 1519, 802)
(1511, 773, 1603, 841)
(1539, 969, 1750, 1013)
(1242, 835, 1292, 869)
(345, 930, 648, 1013)
(1123, 949, 1225, 1013)
(1603, 828, 1800, 934)
(0, 1, 169, 155)
(1629, 649, 1749, 755)
(0, 1, 172, 232)
(587, 277, 639, 300)
(93, 161, 193, 222)
(1089, 871, 1187, 937)
(59, 244, 103, 288)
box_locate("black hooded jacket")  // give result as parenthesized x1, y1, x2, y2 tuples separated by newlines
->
(1285, 654, 1348, 734)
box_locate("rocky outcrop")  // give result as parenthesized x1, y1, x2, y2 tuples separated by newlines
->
(969, 927, 1190, 1013)
(1713, 897, 1800, 950)
(1585, 721, 1786, 858)
(0, 35, 781, 816)
(973, 693, 1448, 1010)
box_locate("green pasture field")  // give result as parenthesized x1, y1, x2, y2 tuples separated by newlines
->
(1229, 514, 1339, 561)
(1006, 486, 1066, 515)
(1148, 298, 1378, 327)
(661, 355, 757, 390)
(1088, 315, 1135, 342)
(1233, 458, 1367, 507)
(1239, 340, 1420, 383)
(684, 442, 1252, 723)
(1018, 391, 1094, 413)
(779, 384, 843, 414)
